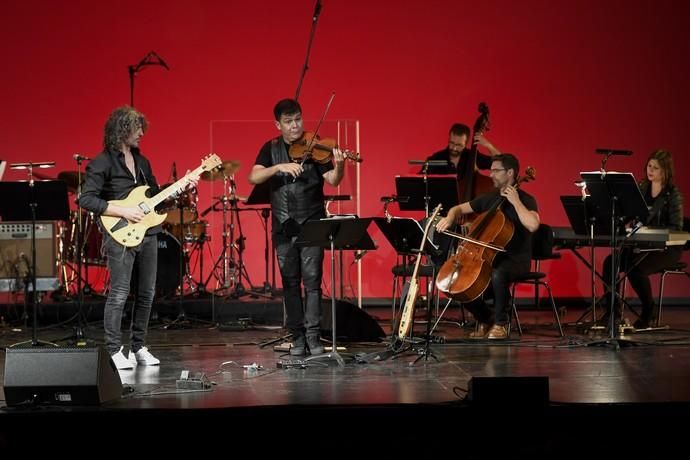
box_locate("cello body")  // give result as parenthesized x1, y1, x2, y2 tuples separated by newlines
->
(435, 208, 514, 302)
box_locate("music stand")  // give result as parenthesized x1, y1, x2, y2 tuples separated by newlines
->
(0, 180, 69, 347)
(395, 175, 458, 216)
(561, 194, 618, 328)
(293, 217, 376, 367)
(581, 172, 648, 347)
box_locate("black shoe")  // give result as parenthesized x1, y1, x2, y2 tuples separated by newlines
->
(290, 335, 306, 356)
(306, 335, 324, 355)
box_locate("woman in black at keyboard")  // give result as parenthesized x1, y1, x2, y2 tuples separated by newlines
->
(601, 149, 684, 329)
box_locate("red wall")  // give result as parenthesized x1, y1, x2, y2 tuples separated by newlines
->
(2, 0, 689, 299)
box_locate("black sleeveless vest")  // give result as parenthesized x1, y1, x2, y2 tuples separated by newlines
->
(269, 137, 326, 235)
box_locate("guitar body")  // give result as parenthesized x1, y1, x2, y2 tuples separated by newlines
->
(396, 278, 419, 340)
(392, 204, 443, 350)
(99, 153, 223, 248)
(100, 186, 168, 247)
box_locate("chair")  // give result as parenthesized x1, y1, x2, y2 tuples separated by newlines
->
(509, 223, 564, 337)
(654, 217, 690, 327)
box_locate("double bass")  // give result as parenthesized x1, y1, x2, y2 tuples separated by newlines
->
(435, 167, 536, 302)
(457, 102, 494, 224)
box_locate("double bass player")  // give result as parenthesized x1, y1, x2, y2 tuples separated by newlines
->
(435, 154, 539, 339)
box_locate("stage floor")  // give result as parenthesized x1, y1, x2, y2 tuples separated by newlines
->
(2, 304, 690, 454)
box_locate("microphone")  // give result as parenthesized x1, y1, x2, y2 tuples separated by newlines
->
(150, 51, 170, 70)
(157, 55, 170, 70)
(172, 161, 178, 181)
(313, 0, 322, 21)
(73, 154, 91, 161)
(595, 148, 633, 156)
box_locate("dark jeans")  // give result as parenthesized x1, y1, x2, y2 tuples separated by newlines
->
(275, 236, 324, 338)
(602, 246, 682, 318)
(463, 258, 530, 326)
(103, 233, 157, 355)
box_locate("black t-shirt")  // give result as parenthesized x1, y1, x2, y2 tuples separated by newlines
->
(419, 148, 492, 175)
(469, 189, 538, 264)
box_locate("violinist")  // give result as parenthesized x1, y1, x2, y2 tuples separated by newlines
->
(435, 154, 540, 339)
(248, 98, 345, 356)
(418, 123, 500, 175)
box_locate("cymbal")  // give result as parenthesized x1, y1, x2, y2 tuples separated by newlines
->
(200, 160, 241, 181)
(57, 171, 82, 192)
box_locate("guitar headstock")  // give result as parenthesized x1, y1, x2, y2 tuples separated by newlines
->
(202, 153, 222, 171)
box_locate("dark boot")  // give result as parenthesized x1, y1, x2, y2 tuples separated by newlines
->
(634, 306, 656, 329)
(290, 335, 306, 356)
(306, 334, 324, 355)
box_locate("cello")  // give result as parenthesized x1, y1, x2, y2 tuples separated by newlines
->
(457, 102, 494, 225)
(435, 167, 536, 302)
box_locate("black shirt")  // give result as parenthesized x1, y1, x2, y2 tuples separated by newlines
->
(419, 148, 493, 175)
(469, 188, 538, 264)
(79, 147, 162, 234)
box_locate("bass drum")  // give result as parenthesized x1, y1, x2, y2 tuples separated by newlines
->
(155, 231, 181, 299)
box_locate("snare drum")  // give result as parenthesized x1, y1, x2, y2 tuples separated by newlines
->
(162, 185, 198, 225)
(166, 220, 208, 243)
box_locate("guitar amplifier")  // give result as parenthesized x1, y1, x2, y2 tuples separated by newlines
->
(0, 221, 58, 291)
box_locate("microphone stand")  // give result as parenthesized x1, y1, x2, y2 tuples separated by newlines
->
(9, 162, 57, 348)
(128, 50, 170, 107)
(295, 0, 322, 100)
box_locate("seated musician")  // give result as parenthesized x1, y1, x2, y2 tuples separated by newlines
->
(600, 149, 684, 329)
(422, 123, 501, 266)
(435, 154, 540, 339)
(418, 123, 500, 175)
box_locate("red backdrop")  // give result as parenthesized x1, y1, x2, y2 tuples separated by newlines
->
(2, 0, 689, 300)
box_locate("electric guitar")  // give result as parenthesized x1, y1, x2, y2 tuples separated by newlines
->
(100, 154, 222, 247)
(393, 203, 442, 350)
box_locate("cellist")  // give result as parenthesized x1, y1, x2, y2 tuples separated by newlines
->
(435, 154, 540, 339)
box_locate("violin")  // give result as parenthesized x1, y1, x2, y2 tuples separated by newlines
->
(288, 131, 363, 164)
(435, 167, 536, 302)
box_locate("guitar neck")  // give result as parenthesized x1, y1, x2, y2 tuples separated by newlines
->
(148, 164, 204, 208)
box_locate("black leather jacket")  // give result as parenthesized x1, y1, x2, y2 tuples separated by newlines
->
(639, 181, 684, 230)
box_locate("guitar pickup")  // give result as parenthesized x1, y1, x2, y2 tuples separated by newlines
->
(139, 203, 151, 214)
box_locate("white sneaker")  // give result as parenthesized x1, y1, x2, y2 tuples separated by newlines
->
(111, 346, 134, 370)
(132, 346, 160, 366)
(127, 351, 138, 367)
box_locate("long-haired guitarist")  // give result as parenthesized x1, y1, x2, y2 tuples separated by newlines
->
(435, 153, 540, 340)
(79, 106, 198, 369)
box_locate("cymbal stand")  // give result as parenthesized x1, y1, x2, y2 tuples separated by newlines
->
(205, 174, 236, 294)
(55, 157, 94, 345)
(226, 178, 271, 299)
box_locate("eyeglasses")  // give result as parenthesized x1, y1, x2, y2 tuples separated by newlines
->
(490, 168, 506, 174)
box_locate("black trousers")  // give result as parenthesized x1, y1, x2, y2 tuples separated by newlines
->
(602, 246, 682, 317)
(274, 235, 324, 338)
(463, 257, 530, 326)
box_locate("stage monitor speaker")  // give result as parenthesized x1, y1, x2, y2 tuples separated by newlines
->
(467, 376, 550, 407)
(0, 221, 57, 279)
(2, 347, 123, 406)
(321, 299, 385, 342)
